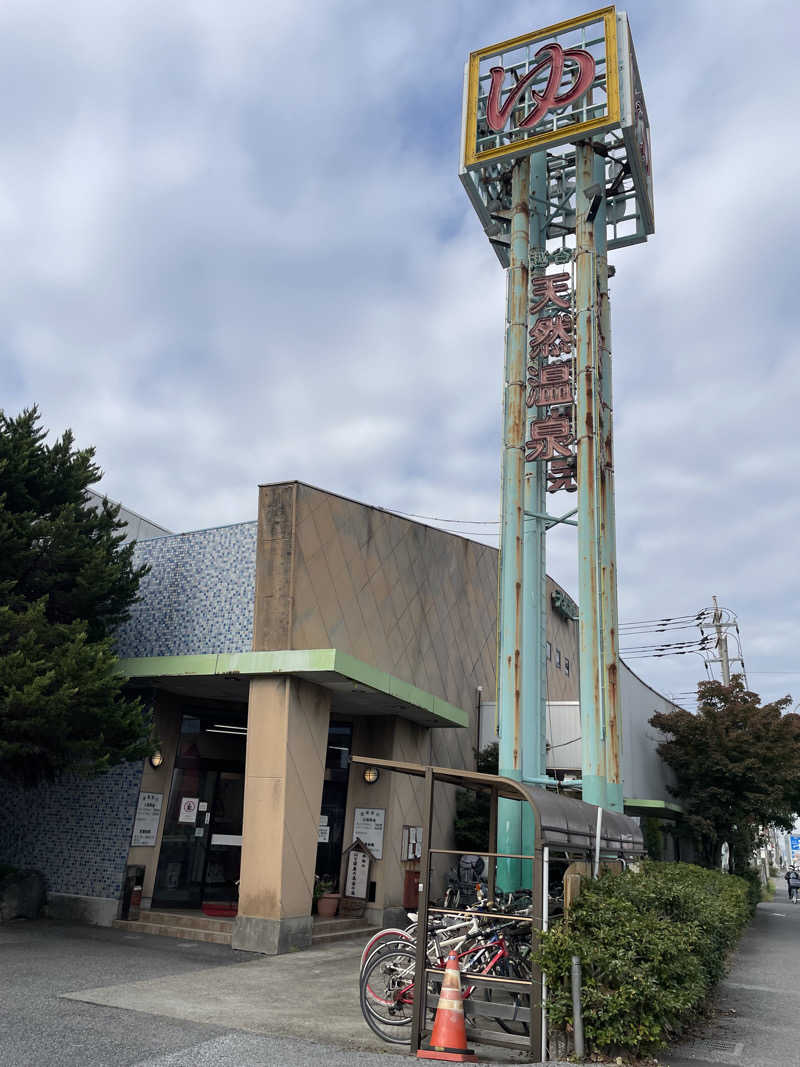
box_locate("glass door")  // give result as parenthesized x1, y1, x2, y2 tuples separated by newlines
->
(203, 771, 244, 903)
(152, 766, 218, 908)
(315, 722, 353, 889)
(152, 711, 246, 908)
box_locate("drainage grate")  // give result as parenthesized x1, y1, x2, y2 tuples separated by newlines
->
(687, 1039, 744, 1059)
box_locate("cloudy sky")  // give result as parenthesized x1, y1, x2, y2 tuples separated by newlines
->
(2, 0, 798, 710)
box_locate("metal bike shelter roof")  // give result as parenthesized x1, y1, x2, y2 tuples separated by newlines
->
(350, 755, 644, 856)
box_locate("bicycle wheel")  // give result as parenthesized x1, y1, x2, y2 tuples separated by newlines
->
(361, 936, 417, 978)
(360, 947, 417, 1044)
(359, 928, 413, 973)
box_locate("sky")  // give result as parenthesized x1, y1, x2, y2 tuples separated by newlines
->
(2, 0, 798, 711)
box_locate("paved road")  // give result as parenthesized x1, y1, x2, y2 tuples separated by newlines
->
(662, 882, 800, 1067)
(3, 885, 796, 1067)
(0, 919, 517, 1066)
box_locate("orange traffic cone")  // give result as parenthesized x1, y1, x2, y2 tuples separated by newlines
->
(417, 950, 478, 1062)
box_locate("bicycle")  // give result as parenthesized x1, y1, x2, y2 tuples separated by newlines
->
(359, 919, 531, 1044)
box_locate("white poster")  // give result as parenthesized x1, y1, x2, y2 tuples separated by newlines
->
(178, 797, 199, 824)
(353, 807, 385, 860)
(131, 791, 163, 847)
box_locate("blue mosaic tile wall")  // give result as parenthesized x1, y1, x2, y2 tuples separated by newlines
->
(116, 521, 258, 658)
(0, 762, 143, 899)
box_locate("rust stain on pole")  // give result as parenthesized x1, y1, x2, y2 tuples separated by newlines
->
(498, 156, 530, 785)
(576, 139, 606, 808)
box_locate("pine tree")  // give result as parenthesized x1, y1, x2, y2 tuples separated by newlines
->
(650, 676, 800, 871)
(0, 407, 152, 785)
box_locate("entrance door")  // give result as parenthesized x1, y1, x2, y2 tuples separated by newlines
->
(153, 767, 244, 907)
(152, 712, 246, 908)
(204, 771, 244, 903)
(315, 722, 352, 888)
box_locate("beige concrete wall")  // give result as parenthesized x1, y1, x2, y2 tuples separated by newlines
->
(252, 482, 584, 927)
(275, 482, 498, 719)
(235, 676, 330, 950)
(344, 715, 466, 923)
(253, 483, 296, 651)
(345, 717, 431, 922)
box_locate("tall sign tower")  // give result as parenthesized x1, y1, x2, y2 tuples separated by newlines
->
(460, 7, 654, 863)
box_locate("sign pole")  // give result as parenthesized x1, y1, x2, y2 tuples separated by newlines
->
(594, 152, 624, 813)
(522, 150, 550, 789)
(461, 9, 654, 818)
(520, 152, 549, 884)
(575, 139, 607, 810)
(497, 156, 530, 889)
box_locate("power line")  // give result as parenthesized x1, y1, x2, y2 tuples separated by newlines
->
(549, 736, 582, 750)
(383, 508, 500, 525)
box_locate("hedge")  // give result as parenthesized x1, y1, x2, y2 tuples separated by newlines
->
(535, 861, 754, 1056)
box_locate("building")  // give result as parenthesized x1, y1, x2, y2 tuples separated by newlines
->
(0, 480, 685, 950)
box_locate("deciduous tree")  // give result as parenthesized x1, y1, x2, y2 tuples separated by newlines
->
(650, 677, 800, 871)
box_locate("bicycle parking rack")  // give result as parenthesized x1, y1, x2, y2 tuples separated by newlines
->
(350, 756, 645, 1062)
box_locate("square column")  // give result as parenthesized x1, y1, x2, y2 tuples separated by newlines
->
(232, 675, 330, 954)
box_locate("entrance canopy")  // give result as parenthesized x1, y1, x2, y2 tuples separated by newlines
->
(118, 648, 469, 728)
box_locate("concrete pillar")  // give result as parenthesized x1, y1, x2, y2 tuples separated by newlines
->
(232, 675, 330, 954)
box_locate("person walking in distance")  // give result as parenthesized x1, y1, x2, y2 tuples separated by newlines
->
(785, 867, 800, 903)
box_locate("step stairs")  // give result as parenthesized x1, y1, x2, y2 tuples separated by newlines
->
(112, 909, 233, 945)
(311, 915, 378, 946)
(112, 910, 378, 948)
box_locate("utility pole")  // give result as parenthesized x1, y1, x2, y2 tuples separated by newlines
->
(712, 595, 731, 686)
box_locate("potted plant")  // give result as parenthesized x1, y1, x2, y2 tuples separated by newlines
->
(314, 876, 340, 918)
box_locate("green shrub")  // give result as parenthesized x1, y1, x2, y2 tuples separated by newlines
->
(535, 861, 752, 1056)
(735, 865, 763, 910)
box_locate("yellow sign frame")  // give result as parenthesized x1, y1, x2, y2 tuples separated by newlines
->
(463, 6, 620, 169)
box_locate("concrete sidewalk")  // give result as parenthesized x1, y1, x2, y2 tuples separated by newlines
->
(661, 882, 800, 1067)
(0, 918, 530, 1064)
(64, 930, 392, 1053)
(63, 930, 526, 1062)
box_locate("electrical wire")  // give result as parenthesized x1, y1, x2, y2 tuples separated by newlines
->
(376, 515, 752, 678)
(549, 736, 582, 749)
(382, 509, 500, 526)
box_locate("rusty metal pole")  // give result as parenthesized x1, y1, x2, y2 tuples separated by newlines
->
(522, 150, 549, 787)
(575, 140, 607, 810)
(497, 156, 530, 889)
(521, 151, 548, 888)
(594, 149, 624, 813)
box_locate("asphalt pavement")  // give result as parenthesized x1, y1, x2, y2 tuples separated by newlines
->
(662, 880, 800, 1067)
(0, 918, 511, 1066)
(1, 882, 798, 1066)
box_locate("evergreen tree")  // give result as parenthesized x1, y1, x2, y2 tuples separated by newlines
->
(0, 407, 152, 786)
(650, 676, 800, 871)
(453, 743, 499, 852)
